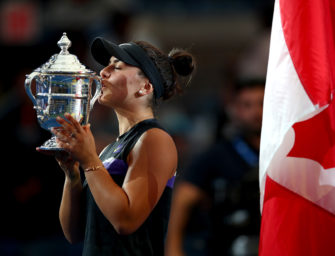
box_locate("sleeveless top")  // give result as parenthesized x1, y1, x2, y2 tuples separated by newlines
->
(82, 119, 175, 256)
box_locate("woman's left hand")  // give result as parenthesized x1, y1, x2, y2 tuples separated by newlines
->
(52, 113, 98, 166)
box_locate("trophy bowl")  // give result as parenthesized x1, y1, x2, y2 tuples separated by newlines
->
(25, 32, 101, 150)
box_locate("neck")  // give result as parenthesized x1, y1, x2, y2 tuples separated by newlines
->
(115, 108, 154, 136)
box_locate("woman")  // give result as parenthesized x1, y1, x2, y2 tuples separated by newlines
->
(40, 37, 195, 255)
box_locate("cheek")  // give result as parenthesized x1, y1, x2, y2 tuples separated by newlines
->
(108, 74, 127, 91)
(126, 76, 143, 94)
(101, 76, 129, 103)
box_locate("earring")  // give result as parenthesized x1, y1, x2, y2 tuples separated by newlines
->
(139, 90, 143, 94)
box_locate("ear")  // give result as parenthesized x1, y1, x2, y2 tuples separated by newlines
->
(137, 82, 154, 96)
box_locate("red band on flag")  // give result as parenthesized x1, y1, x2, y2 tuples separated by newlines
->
(280, 0, 335, 106)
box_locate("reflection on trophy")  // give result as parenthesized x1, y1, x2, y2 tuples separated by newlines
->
(25, 32, 101, 150)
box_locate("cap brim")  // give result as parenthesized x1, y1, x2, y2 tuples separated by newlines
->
(90, 37, 138, 67)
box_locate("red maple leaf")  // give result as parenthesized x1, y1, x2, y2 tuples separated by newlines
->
(288, 100, 335, 169)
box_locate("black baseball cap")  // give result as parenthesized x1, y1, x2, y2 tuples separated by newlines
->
(91, 37, 165, 99)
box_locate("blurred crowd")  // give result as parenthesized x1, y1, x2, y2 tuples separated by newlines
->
(0, 0, 273, 255)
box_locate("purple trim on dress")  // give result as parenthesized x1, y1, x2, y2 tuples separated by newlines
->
(103, 157, 128, 175)
(166, 176, 176, 189)
(103, 157, 176, 188)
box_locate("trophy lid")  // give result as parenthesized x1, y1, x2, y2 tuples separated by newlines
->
(37, 32, 94, 74)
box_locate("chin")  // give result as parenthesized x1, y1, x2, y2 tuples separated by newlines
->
(97, 96, 106, 105)
(97, 96, 102, 104)
(98, 97, 114, 108)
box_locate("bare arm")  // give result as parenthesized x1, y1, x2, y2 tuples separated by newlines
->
(55, 153, 84, 244)
(165, 181, 206, 256)
(59, 171, 84, 243)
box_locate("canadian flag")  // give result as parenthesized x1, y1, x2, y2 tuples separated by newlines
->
(259, 0, 335, 255)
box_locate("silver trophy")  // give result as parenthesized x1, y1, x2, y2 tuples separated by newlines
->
(25, 32, 101, 150)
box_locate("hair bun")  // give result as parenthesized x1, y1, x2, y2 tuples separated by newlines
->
(168, 49, 195, 77)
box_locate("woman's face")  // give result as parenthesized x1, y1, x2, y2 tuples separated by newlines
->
(98, 56, 146, 108)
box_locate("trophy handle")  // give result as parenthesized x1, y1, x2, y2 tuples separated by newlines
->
(90, 76, 102, 110)
(25, 71, 39, 106)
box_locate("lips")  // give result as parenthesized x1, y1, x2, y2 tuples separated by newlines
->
(100, 80, 111, 96)
(101, 80, 107, 88)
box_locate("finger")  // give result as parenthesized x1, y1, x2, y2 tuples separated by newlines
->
(55, 138, 71, 152)
(56, 118, 80, 141)
(55, 118, 71, 135)
(55, 152, 75, 166)
(83, 123, 91, 133)
(36, 147, 56, 156)
(56, 115, 77, 135)
(64, 113, 84, 133)
(52, 128, 71, 142)
(83, 124, 95, 141)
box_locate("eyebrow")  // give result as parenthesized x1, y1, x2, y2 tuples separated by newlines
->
(108, 58, 120, 66)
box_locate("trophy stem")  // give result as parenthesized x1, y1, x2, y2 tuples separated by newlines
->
(39, 135, 63, 151)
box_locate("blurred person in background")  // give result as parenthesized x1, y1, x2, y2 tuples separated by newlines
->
(165, 78, 265, 256)
(38, 37, 196, 255)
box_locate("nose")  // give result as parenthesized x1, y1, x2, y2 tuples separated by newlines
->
(100, 67, 110, 79)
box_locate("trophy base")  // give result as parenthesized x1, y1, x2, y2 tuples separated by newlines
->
(39, 136, 63, 151)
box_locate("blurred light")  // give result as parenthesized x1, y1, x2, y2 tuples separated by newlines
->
(0, 1, 40, 45)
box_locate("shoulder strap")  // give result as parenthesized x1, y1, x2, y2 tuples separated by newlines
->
(117, 119, 166, 162)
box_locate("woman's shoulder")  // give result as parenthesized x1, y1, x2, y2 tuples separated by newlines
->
(129, 127, 177, 179)
(132, 127, 177, 163)
(137, 127, 176, 151)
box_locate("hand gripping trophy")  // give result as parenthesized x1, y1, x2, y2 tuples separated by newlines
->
(25, 32, 101, 150)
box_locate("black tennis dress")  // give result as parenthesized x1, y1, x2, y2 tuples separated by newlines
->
(82, 119, 175, 256)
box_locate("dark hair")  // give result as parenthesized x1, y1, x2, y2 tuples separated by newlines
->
(234, 78, 266, 95)
(135, 41, 196, 101)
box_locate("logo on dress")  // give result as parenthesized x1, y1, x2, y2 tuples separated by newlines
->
(113, 144, 123, 154)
